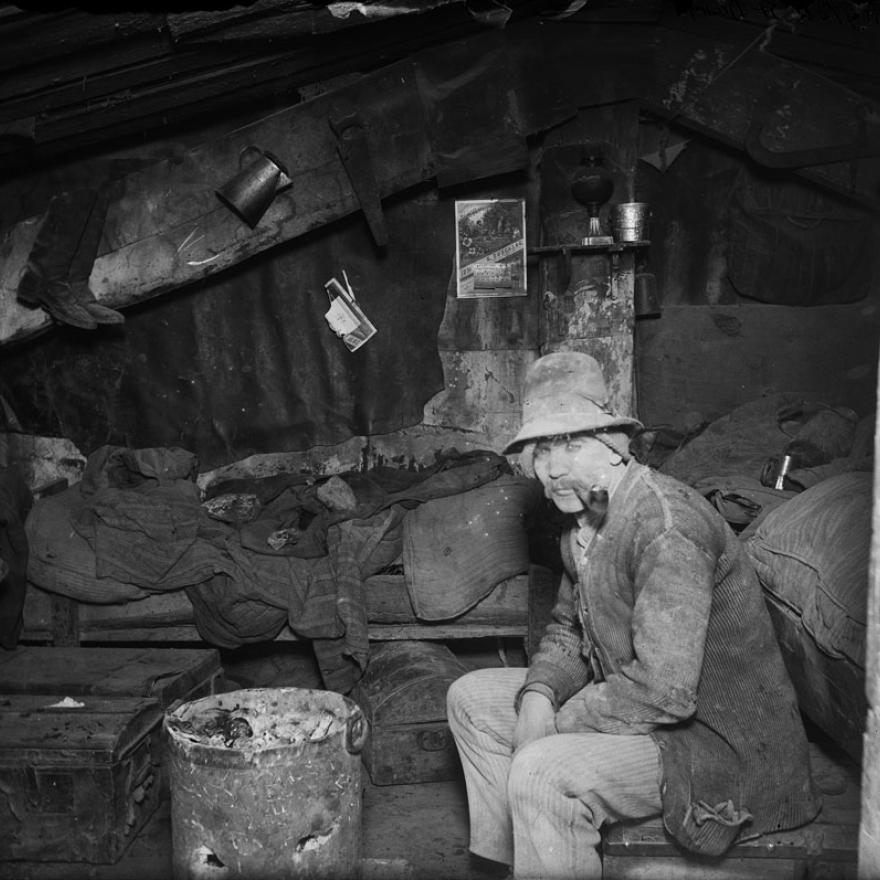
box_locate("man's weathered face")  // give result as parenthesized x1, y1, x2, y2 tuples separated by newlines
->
(532, 433, 618, 514)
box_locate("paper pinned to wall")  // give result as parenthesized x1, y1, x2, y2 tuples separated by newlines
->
(324, 274, 377, 351)
(455, 199, 527, 299)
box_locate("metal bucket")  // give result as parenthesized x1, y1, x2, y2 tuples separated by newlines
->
(612, 202, 650, 242)
(165, 687, 368, 880)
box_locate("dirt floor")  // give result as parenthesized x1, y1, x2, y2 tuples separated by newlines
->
(1, 640, 861, 880)
(0, 639, 519, 880)
(218, 639, 520, 880)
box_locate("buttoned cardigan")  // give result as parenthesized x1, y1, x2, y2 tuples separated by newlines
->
(522, 460, 820, 856)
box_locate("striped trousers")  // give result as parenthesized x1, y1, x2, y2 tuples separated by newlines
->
(446, 668, 664, 880)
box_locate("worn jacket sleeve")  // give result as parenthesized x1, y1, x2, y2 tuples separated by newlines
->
(518, 561, 592, 711)
(554, 526, 714, 734)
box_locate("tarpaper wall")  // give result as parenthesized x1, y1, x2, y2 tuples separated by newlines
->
(0, 189, 452, 473)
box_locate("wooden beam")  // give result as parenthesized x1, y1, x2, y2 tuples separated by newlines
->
(658, 10, 880, 91)
(859, 345, 880, 875)
(0, 25, 575, 347)
(166, 0, 465, 41)
(642, 26, 880, 209)
(0, 40, 251, 116)
(0, 8, 164, 75)
(0, 2, 499, 174)
(0, 60, 431, 345)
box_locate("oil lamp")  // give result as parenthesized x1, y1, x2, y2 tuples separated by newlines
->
(570, 148, 615, 246)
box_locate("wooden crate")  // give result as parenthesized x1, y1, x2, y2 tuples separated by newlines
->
(603, 741, 860, 880)
(763, 591, 865, 765)
(351, 640, 468, 785)
(0, 646, 223, 865)
(0, 646, 223, 704)
(0, 694, 164, 864)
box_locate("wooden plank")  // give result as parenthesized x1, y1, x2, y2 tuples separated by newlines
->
(605, 818, 858, 861)
(0, 41, 261, 118)
(423, 349, 532, 442)
(0, 213, 48, 343)
(366, 573, 529, 624)
(603, 855, 852, 880)
(1, 25, 574, 346)
(22, 622, 527, 644)
(0, 693, 161, 754)
(0, 59, 431, 346)
(366, 624, 526, 640)
(765, 595, 865, 764)
(50, 594, 79, 648)
(0, 3, 506, 170)
(859, 352, 880, 873)
(642, 26, 880, 209)
(0, 9, 163, 74)
(166, 0, 463, 41)
(537, 102, 640, 418)
(657, 8, 880, 88)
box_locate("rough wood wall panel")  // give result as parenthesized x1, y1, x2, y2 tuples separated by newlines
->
(643, 27, 880, 209)
(0, 35, 175, 109)
(658, 8, 880, 90)
(0, 214, 47, 343)
(540, 255, 635, 342)
(436, 292, 539, 352)
(166, 0, 464, 41)
(0, 9, 163, 74)
(635, 303, 880, 432)
(423, 349, 533, 443)
(537, 102, 640, 418)
(858, 361, 880, 873)
(541, 334, 636, 422)
(0, 60, 431, 346)
(547, 23, 656, 108)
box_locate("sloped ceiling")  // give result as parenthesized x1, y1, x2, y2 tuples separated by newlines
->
(0, 0, 667, 179)
(3, 0, 878, 185)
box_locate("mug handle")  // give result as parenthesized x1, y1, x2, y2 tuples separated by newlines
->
(345, 710, 369, 754)
(238, 144, 264, 168)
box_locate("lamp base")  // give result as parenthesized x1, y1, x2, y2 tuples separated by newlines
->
(581, 234, 614, 246)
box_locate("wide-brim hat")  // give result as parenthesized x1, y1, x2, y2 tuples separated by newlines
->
(503, 351, 643, 455)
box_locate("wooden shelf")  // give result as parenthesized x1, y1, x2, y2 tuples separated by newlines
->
(528, 240, 649, 255)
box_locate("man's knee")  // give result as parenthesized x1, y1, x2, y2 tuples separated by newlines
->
(447, 669, 486, 727)
(507, 739, 553, 801)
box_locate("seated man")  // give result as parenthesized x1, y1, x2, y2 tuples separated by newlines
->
(447, 351, 820, 880)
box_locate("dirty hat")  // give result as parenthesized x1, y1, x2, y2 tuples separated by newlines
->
(503, 351, 643, 455)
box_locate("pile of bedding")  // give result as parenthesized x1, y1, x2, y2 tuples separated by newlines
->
(659, 393, 874, 759)
(23, 445, 543, 691)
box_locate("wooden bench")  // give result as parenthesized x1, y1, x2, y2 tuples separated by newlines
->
(603, 739, 860, 880)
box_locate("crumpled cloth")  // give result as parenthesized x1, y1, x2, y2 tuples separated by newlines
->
(46, 445, 510, 691)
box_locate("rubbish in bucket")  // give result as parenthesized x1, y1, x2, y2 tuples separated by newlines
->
(165, 687, 368, 880)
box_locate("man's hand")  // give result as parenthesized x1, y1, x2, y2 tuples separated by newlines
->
(513, 690, 556, 752)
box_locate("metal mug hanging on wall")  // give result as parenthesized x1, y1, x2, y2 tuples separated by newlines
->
(216, 145, 292, 228)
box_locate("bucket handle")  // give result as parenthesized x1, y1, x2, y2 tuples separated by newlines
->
(345, 710, 369, 755)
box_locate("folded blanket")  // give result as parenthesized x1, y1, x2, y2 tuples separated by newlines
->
(403, 474, 542, 619)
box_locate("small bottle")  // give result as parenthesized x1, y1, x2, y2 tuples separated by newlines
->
(773, 454, 794, 490)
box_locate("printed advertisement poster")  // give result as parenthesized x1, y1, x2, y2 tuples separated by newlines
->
(455, 199, 527, 299)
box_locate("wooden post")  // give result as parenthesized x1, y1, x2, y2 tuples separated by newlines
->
(50, 594, 80, 646)
(859, 343, 880, 877)
(537, 102, 640, 419)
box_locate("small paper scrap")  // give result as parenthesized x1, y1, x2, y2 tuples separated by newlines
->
(48, 697, 86, 708)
